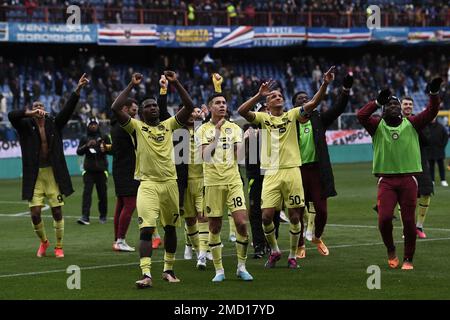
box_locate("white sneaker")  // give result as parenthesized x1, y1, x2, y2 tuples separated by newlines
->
(116, 240, 135, 252)
(206, 251, 213, 261)
(305, 230, 313, 242)
(184, 245, 193, 260)
(279, 211, 289, 223)
(196, 255, 207, 270)
(441, 180, 448, 187)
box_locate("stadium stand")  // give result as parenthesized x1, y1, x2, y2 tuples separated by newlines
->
(0, 45, 449, 141)
(0, 0, 449, 27)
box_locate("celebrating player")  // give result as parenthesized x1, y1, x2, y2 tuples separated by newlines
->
(8, 73, 89, 258)
(159, 74, 210, 270)
(197, 93, 253, 282)
(238, 66, 335, 269)
(111, 71, 194, 288)
(357, 77, 442, 270)
(293, 73, 351, 258)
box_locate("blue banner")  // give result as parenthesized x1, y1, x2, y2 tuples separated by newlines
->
(3, 23, 450, 47)
(156, 26, 306, 48)
(97, 24, 157, 46)
(371, 27, 409, 43)
(306, 28, 371, 47)
(408, 27, 450, 44)
(158, 26, 214, 47)
(8, 23, 97, 43)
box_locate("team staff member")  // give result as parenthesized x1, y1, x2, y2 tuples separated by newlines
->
(357, 77, 442, 270)
(111, 98, 139, 252)
(293, 73, 353, 258)
(76, 117, 112, 225)
(8, 74, 89, 258)
(112, 71, 195, 289)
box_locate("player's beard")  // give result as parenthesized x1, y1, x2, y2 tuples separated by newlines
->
(383, 113, 402, 127)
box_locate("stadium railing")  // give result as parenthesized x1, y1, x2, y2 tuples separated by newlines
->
(1, 6, 449, 27)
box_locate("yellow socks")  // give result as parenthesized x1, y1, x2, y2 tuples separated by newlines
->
(198, 221, 209, 254)
(184, 223, 191, 246)
(186, 223, 200, 253)
(33, 221, 48, 243)
(208, 232, 223, 271)
(289, 222, 301, 259)
(53, 219, 64, 249)
(164, 252, 175, 271)
(417, 195, 431, 228)
(235, 233, 249, 266)
(263, 222, 279, 252)
(140, 257, 152, 277)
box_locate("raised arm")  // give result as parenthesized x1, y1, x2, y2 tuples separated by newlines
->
(111, 73, 142, 125)
(302, 66, 335, 116)
(8, 108, 47, 131)
(320, 74, 353, 128)
(55, 73, 88, 129)
(409, 78, 442, 131)
(158, 74, 171, 121)
(76, 136, 91, 156)
(238, 80, 275, 122)
(164, 70, 194, 125)
(356, 89, 390, 136)
(212, 73, 223, 93)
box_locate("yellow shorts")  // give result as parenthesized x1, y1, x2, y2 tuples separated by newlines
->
(29, 167, 64, 208)
(183, 178, 204, 219)
(261, 167, 305, 209)
(204, 184, 246, 217)
(136, 180, 180, 229)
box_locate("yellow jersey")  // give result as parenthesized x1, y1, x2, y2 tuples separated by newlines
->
(196, 120, 242, 186)
(251, 108, 302, 170)
(121, 117, 182, 182)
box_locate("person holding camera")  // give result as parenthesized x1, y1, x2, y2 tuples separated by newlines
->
(77, 117, 112, 225)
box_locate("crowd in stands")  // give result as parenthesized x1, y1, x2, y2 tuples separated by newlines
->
(1, 0, 449, 27)
(1, 47, 449, 141)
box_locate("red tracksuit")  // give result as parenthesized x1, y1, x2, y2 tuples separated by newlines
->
(357, 94, 440, 260)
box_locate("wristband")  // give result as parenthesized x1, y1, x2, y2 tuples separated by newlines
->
(213, 82, 222, 93)
(159, 87, 167, 95)
(300, 106, 311, 118)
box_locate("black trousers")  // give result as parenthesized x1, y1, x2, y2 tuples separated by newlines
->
(82, 171, 108, 219)
(248, 176, 265, 250)
(429, 159, 446, 182)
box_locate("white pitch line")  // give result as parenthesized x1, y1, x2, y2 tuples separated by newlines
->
(0, 250, 234, 279)
(0, 201, 28, 204)
(0, 204, 50, 217)
(0, 212, 100, 219)
(1, 237, 450, 279)
(328, 223, 450, 232)
(1, 215, 450, 233)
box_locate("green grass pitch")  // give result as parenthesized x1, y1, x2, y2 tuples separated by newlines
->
(0, 162, 449, 300)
